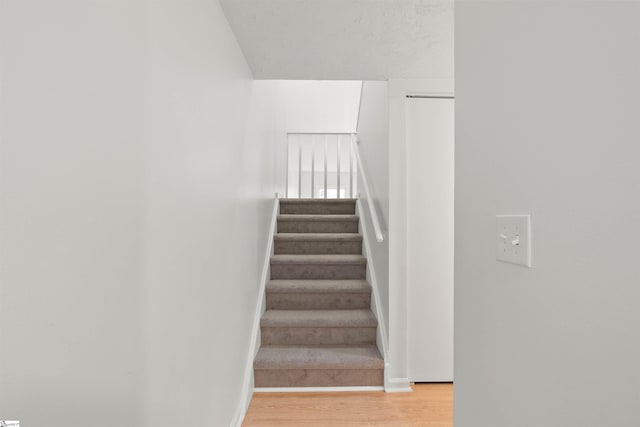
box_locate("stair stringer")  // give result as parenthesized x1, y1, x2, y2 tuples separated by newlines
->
(355, 199, 392, 392)
(232, 194, 280, 427)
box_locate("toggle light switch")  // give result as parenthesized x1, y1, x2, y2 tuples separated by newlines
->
(496, 214, 531, 267)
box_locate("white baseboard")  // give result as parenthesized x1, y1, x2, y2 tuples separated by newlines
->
(231, 195, 280, 427)
(356, 198, 391, 392)
(385, 377, 412, 393)
(255, 386, 385, 393)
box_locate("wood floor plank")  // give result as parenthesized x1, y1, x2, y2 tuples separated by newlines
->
(242, 383, 453, 426)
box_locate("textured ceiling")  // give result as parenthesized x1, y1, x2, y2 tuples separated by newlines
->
(219, 0, 453, 80)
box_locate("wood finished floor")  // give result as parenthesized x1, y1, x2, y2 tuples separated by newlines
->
(242, 383, 453, 426)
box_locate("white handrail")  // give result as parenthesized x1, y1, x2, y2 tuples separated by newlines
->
(350, 135, 384, 243)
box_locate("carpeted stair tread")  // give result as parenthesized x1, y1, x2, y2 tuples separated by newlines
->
(275, 233, 362, 241)
(266, 280, 371, 310)
(274, 233, 363, 255)
(271, 254, 366, 264)
(254, 345, 384, 370)
(267, 280, 370, 293)
(280, 198, 357, 203)
(271, 254, 366, 280)
(279, 199, 356, 215)
(261, 309, 377, 328)
(277, 214, 360, 233)
(278, 214, 359, 222)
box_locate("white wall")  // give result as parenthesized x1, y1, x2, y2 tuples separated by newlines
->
(142, 1, 278, 426)
(456, 2, 640, 426)
(405, 97, 454, 382)
(387, 78, 453, 391)
(0, 1, 279, 426)
(356, 81, 390, 337)
(0, 1, 146, 425)
(283, 81, 361, 133)
(277, 80, 361, 197)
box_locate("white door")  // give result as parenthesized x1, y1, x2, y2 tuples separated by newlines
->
(406, 97, 454, 382)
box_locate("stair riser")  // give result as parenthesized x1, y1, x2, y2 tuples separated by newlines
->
(254, 368, 384, 387)
(261, 327, 376, 346)
(278, 221, 358, 234)
(271, 263, 366, 280)
(280, 202, 356, 215)
(266, 293, 371, 310)
(274, 240, 362, 255)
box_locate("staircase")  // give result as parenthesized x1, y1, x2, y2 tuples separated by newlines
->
(253, 198, 384, 388)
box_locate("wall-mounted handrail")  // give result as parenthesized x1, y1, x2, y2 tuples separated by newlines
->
(350, 135, 384, 243)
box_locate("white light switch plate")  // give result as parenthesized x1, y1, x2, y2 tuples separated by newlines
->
(496, 214, 532, 267)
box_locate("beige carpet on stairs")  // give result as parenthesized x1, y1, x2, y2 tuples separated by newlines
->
(253, 198, 384, 388)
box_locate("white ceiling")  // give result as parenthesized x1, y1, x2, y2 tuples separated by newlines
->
(219, 0, 453, 81)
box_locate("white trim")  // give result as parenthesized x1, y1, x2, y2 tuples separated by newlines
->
(385, 377, 412, 393)
(231, 194, 280, 427)
(356, 198, 389, 390)
(255, 386, 384, 393)
(388, 79, 454, 390)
